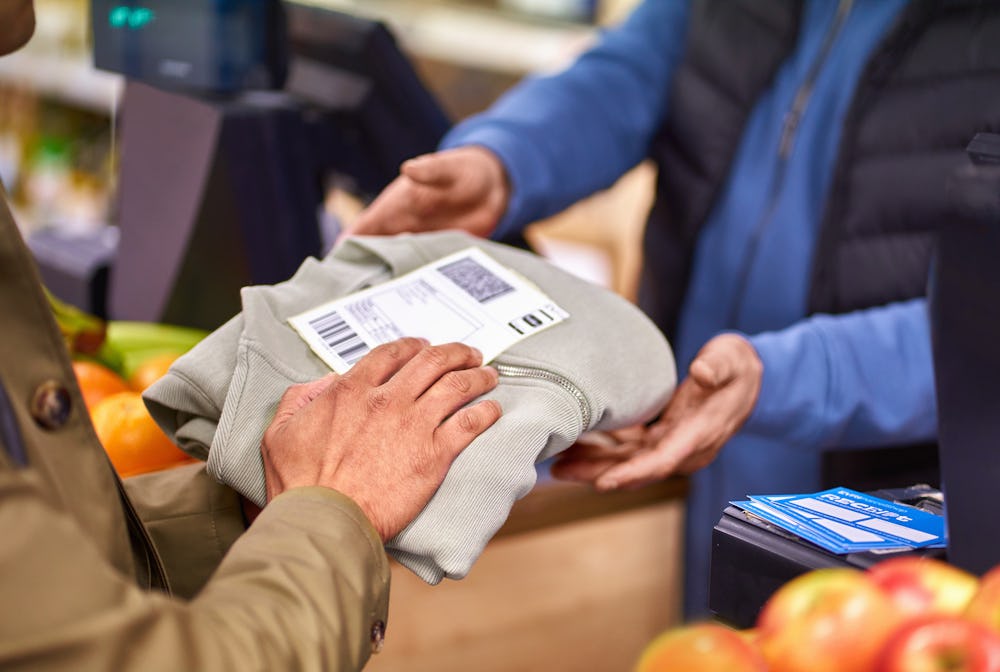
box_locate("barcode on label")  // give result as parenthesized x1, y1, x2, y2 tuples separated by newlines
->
(309, 310, 370, 366)
(436, 256, 514, 303)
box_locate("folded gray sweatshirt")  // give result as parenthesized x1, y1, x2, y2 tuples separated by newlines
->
(144, 231, 676, 583)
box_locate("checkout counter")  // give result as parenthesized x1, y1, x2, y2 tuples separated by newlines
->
(709, 132, 1000, 627)
(365, 476, 687, 672)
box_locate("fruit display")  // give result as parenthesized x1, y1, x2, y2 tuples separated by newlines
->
(48, 290, 207, 478)
(99, 320, 209, 383)
(90, 389, 196, 477)
(46, 286, 106, 356)
(636, 557, 1000, 672)
(71, 359, 131, 411)
(636, 622, 766, 672)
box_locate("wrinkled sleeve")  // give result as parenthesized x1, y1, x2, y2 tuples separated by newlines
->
(743, 298, 937, 449)
(441, 0, 691, 236)
(123, 462, 247, 600)
(0, 473, 390, 672)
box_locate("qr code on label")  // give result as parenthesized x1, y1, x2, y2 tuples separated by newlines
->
(437, 256, 514, 303)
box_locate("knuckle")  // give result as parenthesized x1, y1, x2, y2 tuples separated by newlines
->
(442, 370, 473, 395)
(457, 400, 501, 433)
(371, 340, 403, 360)
(420, 344, 452, 369)
(332, 374, 358, 397)
(371, 337, 424, 362)
(410, 453, 435, 479)
(366, 388, 392, 413)
(457, 407, 489, 434)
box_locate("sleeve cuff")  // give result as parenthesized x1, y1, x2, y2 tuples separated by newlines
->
(261, 486, 389, 585)
(742, 327, 827, 446)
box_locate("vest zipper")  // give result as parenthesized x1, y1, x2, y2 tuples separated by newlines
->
(777, 0, 855, 160)
(494, 362, 592, 431)
(727, 0, 854, 328)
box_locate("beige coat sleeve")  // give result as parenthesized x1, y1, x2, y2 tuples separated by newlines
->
(123, 462, 248, 599)
(0, 471, 390, 672)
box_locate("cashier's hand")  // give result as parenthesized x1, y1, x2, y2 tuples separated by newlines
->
(345, 146, 510, 239)
(550, 334, 762, 490)
(260, 338, 502, 542)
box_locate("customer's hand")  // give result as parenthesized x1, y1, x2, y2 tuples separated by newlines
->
(261, 338, 502, 541)
(346, 146, 510, 239)
(550, 334, 762, 490)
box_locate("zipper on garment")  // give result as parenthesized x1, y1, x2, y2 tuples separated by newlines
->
(726, 0, 855, 328)
(494, 362, 592, 431)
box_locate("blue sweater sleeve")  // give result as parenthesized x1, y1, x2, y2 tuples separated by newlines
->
(743, 298, 937, 449)
(440, 0, 691, 238)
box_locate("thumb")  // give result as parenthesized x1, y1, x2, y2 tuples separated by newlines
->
(401, 153, 456, 186)
(688, 347, 734, 389)
(273, 373, 339, 422)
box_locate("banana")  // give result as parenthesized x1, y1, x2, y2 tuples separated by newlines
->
(44, 288, 107, 356)
(45, 288, 209, 377)
(101, 321, 209, 379)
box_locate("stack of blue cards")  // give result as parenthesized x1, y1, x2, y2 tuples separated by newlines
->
(731, 487, 947, 555)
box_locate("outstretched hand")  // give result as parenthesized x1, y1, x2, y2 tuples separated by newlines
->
(260, 338, 502, 542)
(550, 334, 762, 491)
(346, 146, 510, 239)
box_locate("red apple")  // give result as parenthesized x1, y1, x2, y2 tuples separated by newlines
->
(966, 565, 1000, 634)
(875, 614, 1000, 672)
(756, 567, 903, 672)
(868, 557, 979, 617)
(634, 622, 766, 672)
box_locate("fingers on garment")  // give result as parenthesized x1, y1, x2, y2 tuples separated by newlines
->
(344, 337, 429, 387)
(419, 364, 499, 416)
(549, 437, 644, 484)
(435, 398, 502, 456)
(383, 342, 485, 402)
(550, 455, 619, 484)
(594, 424, 702, 491)
(272, 373, 339, 425)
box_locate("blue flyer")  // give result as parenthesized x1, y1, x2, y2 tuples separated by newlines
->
(731, 487, 946, 555)
(732, 498, 850, 552)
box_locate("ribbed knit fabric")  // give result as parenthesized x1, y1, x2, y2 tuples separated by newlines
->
(144, 231, 676, 583)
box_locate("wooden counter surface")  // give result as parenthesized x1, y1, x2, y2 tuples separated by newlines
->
(367, 477, 688, 672)
(496, 475, 688, 538)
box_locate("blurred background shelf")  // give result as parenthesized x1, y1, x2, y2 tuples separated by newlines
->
(0, 0, 601, 117)
(0, 51, 122, 114)
(298, 0, 598, 76)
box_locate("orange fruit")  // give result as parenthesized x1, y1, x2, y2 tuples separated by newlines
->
(90, 391, 196, 477)
(72, 360, 131, 411)
(128, 352, 181, 391)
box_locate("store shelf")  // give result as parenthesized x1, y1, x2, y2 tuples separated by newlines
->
(0, 1, 594, 114)
(293, 0, 597, 75)
(0, 48, 122, 113)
